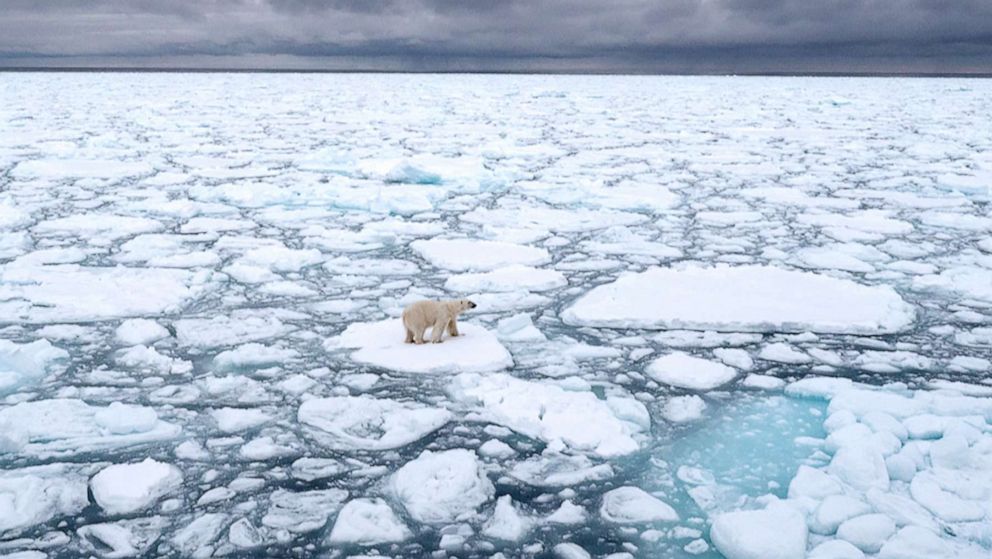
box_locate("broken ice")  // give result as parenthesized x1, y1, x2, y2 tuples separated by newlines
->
(1, 73, 991, 558)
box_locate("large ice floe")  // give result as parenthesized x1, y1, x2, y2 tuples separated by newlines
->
(3, 73, 992, 558)
(327, 318, 513, 373)
(564, 265, 916, 334)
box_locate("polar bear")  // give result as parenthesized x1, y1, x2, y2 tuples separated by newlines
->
(402, 299, 477, 344)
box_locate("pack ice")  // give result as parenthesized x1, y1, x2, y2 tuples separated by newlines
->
(2, 73, 991, 558)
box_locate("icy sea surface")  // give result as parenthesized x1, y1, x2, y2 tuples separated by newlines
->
(1, 73, 991, 559)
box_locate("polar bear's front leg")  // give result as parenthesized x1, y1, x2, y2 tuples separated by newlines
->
(447, 319, 460, 337)
(430, 319, 447, 343)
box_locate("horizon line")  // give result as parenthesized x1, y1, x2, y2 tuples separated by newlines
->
(2, 66, 991, 78)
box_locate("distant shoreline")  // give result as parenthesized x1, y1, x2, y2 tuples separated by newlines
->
(1, 67, 990, 78)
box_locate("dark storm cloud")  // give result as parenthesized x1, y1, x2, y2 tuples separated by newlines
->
(1, 0, 990, 73)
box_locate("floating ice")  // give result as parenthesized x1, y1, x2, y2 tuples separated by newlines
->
(261, 488, 348, 533)
(389, 449, 494, 523)
(210, 408, 272, 433)
(563, 265, 915, 334)
(175, 311, 294, 348)
(327, 498, 412, 545)
(0, 339, 68, 395)
(482, 495, 532, 541)
(89, 458, 184, 515)
(646, 352, 737, 391)
(411, 238, 550, 271)
(0, 399, 180, 457)
(115, 319, 170, 346)
(599, 487, 678, 523)
(0, 265, 216, 323)
(0, 464, 89, 536)
(449, 372, 648, 456)
(329, 319, 513, 374)
(213, 343, 298, 370)
(445, 264, 566, 293)
(298, 396, 451, 450)
(710, 503, 808, 559)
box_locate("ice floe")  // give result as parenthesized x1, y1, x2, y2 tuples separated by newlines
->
(0, 400, 180, 457)
(89, 458, 184, 515)
(411, 238, 550, 271)
(328, 319, 513, 373)
(449, 372, 648, 456)
(564, 265, 915, 334)
(298, 396, 451, 450)
(647, 352, 737, 391)
(389, 449, 494, 523)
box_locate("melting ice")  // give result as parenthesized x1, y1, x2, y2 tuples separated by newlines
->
(1, 73, 991, 558)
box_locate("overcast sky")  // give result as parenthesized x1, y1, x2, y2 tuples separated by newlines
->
(1, 1, 991, 73)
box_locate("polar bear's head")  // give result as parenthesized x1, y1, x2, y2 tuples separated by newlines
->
(455, 299, 477, 312)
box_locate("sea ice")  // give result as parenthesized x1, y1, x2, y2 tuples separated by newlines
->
(0, 399, 180, 457)
(599, 487, 678, 523)
(328, 319, 513, 374)
(298, 396, 451, 450)
(445, 264, 566, 293)
(0, 464, 89, 536)
(646, 352, 737, 391)
(710, 503, 807, 559)
(89, 458, 184, 515)
(0, 339, 68, 395)
(449, 372, 648, 456)
(327, 498, 412, 545)
(389, 449, 494, 523)
(411, 238, 550, 271)
(563, 265, 915, 334)
(0, 265, 215, 323)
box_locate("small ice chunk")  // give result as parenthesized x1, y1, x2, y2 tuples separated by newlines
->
(646, 352, 737, 391)
(389, 449, 494, 523)
(115, 319, 169, 346)
(713, 348, 753, 370)
(0, 339, 69, 396)
(496, 313, 547, 342)
(478, 439, 516, 458)
(209, 408, 272, 433)
(661, 395, 707, 423)
(89, 458, 183, 515)
(553, 542, 592, 559)
(327, 498, 412, 545)
(808, 540, 865, 559)
(171, 513, 228, 557)
(482, 495, 532, 541)
(547, 500, 587, 524)
(213, 343, 298, 370)
(261, 489, 348, 533)
(828, 444, 890, 492)
(742, 374, 785, 390)
(599, 487, 678, 523)
(836, 513, 897, 553)
(759, 343, 811, 364)
(710, 504, 808, 559)
(809, 495, 872, 535)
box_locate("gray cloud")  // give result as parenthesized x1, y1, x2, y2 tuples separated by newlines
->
(0, 1, 990, 73)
